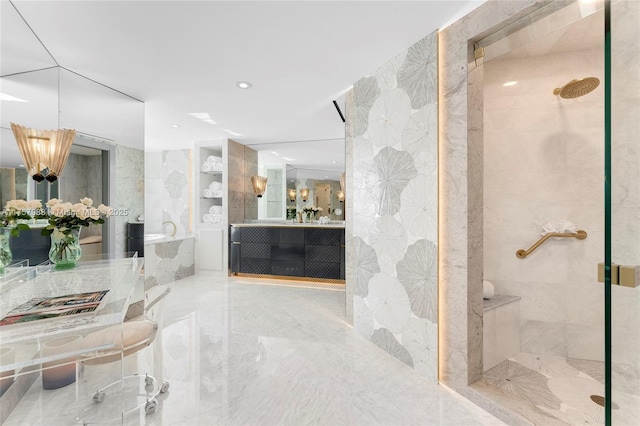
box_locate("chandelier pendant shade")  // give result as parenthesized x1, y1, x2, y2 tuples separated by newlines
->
(299, 188, 309, 202)
(251, 175, 268, 198)
(11, 123, 76, 183)
(288, 188, 296, 202)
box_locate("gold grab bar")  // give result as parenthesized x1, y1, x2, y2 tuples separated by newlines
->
(516, 230, 587, 259)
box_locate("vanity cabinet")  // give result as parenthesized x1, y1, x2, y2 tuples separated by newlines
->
(229, 224, 345, 281)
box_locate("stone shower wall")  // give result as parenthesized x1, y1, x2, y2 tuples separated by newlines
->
(346, 31, 438, 381)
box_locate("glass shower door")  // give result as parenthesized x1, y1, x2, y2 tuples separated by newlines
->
(607, 1, 640, 424)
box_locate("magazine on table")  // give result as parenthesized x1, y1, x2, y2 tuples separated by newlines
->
(0, 290, 109, 326)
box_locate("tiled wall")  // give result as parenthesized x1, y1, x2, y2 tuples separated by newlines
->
(346, 31, 439, 381)
(115, 145, 144, 255)
(145, 149, 191, 236)
(144, 237, 195, 289)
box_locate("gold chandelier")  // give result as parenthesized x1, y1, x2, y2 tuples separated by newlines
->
(250, 175, 268, 198)
(11, 123, 76, 183)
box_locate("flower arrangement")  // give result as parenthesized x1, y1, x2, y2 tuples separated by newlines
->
(286, 205, 297, 220)
(42, 198, 113, 268)
(1, 199, 43, 236)
(41, 197, 113, 236)
(302, 205, 323, 220)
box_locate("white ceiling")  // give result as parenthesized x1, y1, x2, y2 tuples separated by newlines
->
(1, 0, 486, 164)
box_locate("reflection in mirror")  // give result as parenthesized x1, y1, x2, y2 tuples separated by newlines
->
(249, 139, 345, 221)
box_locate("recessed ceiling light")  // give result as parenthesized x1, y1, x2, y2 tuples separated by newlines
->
(236, 81, 252, 89)
(171, 124, 181, 128)
(223, 129, 242, 137)
(282, 157, 295, 161)
(332, 160, 337, 164)
(503, 81, 518, 87)
(19, 164, 24, 167)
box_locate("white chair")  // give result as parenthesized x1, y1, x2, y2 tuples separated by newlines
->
(81, 284, 171, 416)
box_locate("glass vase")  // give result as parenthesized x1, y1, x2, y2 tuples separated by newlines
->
(49, 227, 82, 269)
(0, 227, 12, 273)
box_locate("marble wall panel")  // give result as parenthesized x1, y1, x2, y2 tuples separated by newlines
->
(439, 0, 545, 391)
(228, 140, 245, 225)
(611, 0, 640, 374)
(115, 145, 144, 255)
(244, 147, 258, 220)
(346, 31, 438, 382)
(144, 151, 163, 234)
(162, 149, 191, 236)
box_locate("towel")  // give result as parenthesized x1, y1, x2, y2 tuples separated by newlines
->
(541, 221, 577, 236)
(209, 206, 222, 215)
(208, 181, 221, 191)
(203, 189, 213, 198)
(206, 155, 222, 165)
(201, 162, 212, 172)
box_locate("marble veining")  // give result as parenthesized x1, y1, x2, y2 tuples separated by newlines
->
(115, 145, 145, 255)
(474, 352, 640, 426)
(3, 273, 505, 425)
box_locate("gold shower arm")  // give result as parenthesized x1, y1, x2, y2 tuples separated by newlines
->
(516, 230, 587, 259)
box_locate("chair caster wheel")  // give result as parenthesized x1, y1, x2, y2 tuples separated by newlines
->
(145, 399, 157, 415)
(93, 391, 105, 403)
(160, 381, 170, 393)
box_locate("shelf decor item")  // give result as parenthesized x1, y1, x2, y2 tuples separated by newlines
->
(42, 198, 113, 269)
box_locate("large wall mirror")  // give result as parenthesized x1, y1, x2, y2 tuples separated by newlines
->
(1, 1, 144, 257)
(249, 139, 345, 221)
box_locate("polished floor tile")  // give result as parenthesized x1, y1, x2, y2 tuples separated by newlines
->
(5, 273, 505, 425)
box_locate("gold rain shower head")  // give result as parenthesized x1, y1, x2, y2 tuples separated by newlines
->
(553, 77, 600, 99)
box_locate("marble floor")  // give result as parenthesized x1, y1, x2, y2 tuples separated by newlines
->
(473, 352, 640, 425)
(4, 273, 505, 426)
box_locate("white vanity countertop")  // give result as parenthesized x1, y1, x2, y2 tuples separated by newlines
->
(231, 222, 345, 229)
(144, 233, 195, 244)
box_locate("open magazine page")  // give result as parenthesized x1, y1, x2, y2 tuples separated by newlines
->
(0, 290, 109, 326)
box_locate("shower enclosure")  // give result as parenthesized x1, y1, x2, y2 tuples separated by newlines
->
(475, 1, 639, 425)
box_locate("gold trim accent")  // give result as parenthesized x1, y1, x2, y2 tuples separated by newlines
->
(233, 272, 345, 285)
(553, 77, 600, 99)
(231, 241, 241, 245)
(619, 265, 637, 288)
(516, 230, 587, 259)
(598, 262, 619, 284)
(474, 47, 485, 60)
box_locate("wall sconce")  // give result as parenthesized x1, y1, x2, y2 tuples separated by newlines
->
(288, 188, 296, 202)
(11, 122, 76, 183)
(300, 188, 309, 202)
(250, 175, 268, 198)
(337, 190, 345, 203)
